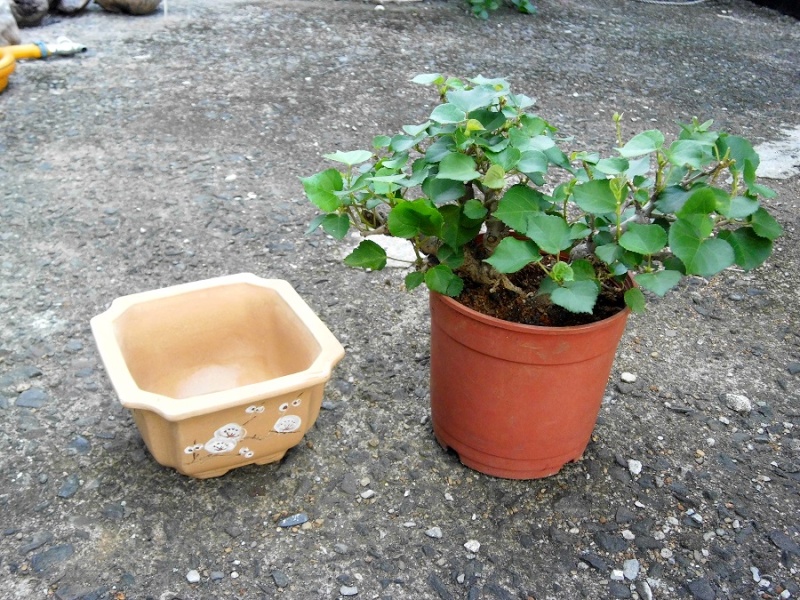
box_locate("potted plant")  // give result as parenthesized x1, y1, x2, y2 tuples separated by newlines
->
(302, 74, 782, 479)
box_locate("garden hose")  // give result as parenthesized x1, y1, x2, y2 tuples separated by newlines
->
(0, 38, 87, 94)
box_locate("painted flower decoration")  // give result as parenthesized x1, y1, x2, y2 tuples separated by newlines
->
(204, 438, 237, 455)
(238, 447, 254, 458)
(274, 415, 302, 433)
(183, 443, 203, 454)
(245, 405, 265, 414)
(214, 423, 246, 441)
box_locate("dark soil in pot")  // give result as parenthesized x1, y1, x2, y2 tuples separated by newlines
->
(456, 255, 627, 327)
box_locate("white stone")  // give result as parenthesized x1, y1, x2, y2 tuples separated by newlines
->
(755, 126, 800, 180)
(621, 372, 637, 383)
(340, 585, 359, 596)
(628, 459, 643, 476)
(623, 559, 640, 580)
(186, 570, 201, 583)
(622, 529, 636, 540)
(360, 489, 375, 499)
(464, 539, 481, 553)
(725, 393, 752, 414)
(611, 569, 625, 581)
(425, 527, 443, 539)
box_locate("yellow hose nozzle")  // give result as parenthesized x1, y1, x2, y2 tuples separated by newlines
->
(0, 37, 87, 94)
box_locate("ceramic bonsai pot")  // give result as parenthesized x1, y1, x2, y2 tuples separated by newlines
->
(91, 273, 345, 478)
(429, 292, 630, 480)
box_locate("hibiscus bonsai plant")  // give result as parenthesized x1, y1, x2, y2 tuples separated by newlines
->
(300, 74, 781, 479)
(302, 74, 782, 325)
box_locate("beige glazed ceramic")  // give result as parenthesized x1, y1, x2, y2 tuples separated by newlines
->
(90, 274, 345, 478)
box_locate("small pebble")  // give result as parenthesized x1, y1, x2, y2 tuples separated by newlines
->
(464, 540, 481, 553)
(623, 558, 640, 580)
(187, 569, 200, 583)
(340, 585, 358, 596)
(724, 393, 752, 414)
(278, 513, 309, 527)
(628, 459, 643, 476)
(425, 527, 443, 539)
(360, 489, 375, 499)
(621, 372, 637, 383)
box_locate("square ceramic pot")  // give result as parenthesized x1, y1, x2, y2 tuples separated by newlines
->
(91, 274, 345, 478)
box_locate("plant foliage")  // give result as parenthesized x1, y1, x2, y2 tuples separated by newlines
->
(302, 75, 781, 317)
(468, 0, 536, 19)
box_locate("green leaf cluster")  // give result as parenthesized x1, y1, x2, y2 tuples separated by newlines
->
(302, 77, 781, 319)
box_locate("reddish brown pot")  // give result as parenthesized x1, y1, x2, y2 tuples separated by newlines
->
(429, 292, 630, 479)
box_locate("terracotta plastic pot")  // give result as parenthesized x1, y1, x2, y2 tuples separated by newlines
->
(429, 292, 630, 479)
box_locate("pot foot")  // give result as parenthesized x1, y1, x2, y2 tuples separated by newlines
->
(433, 429, 583, 480)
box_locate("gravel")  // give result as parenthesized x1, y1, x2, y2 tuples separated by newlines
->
(1, 0, 798, 599)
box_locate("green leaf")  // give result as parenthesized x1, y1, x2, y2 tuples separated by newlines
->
(516, 150, 549, 175)
(718, 228, 774, 271)
(635, 270, 682, 296)
(666, 140, 711, 169)
(464, 199, 488, 220)
(446, 87, 497, 114)
(422, 177, 467, 205)
(716, 133, 758, 175)
(722, 195, 760, 219)
(619, 223, 668, 255)
(390, 135, 416, 152)
(493, 184, 550, 232)
(624, 287, 647, 313)
(471, 108, 507, 132)
(571, 259, 597, 280)
(306, 213, 327, 235)
(484, 237, 541, 273)
(550, 280, 600, 314)
(676, 186, 728, 218)
(486, 147, 521, 171)
(439, 204, 483, 248)
(321, 214, 350, 239)
(323, 150, 373, 166)
(572, 179, 619, 214)
(403, 122, 431, 137)
(595, 243, 622, 266)
(425, 137, 456, 163)
(668, 219, 735, 277)
(550, 261, 574, 283)
(482, 164, 506, 189)
(344, 240, 387, 270)
(436, 153, 481, 182)
(655, 185, 692, 213)
(387, 199, 443, 239)
(749, 207, 783, 241)
(743, 159, 777, 198)
(425, 265, 464, 297)
(618, 130, 665, 158)
(436, 244, 465, 270)
(430, 103, 467, 124)
(373, 135, 392, 148)
(570, 222, 592, 240)
(525, 214, 572, 255)
(405, 271, 425, 291)
(594, 157, 629, 175)
(301, 169, 343, 212)
(411, 73, 444, 86)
